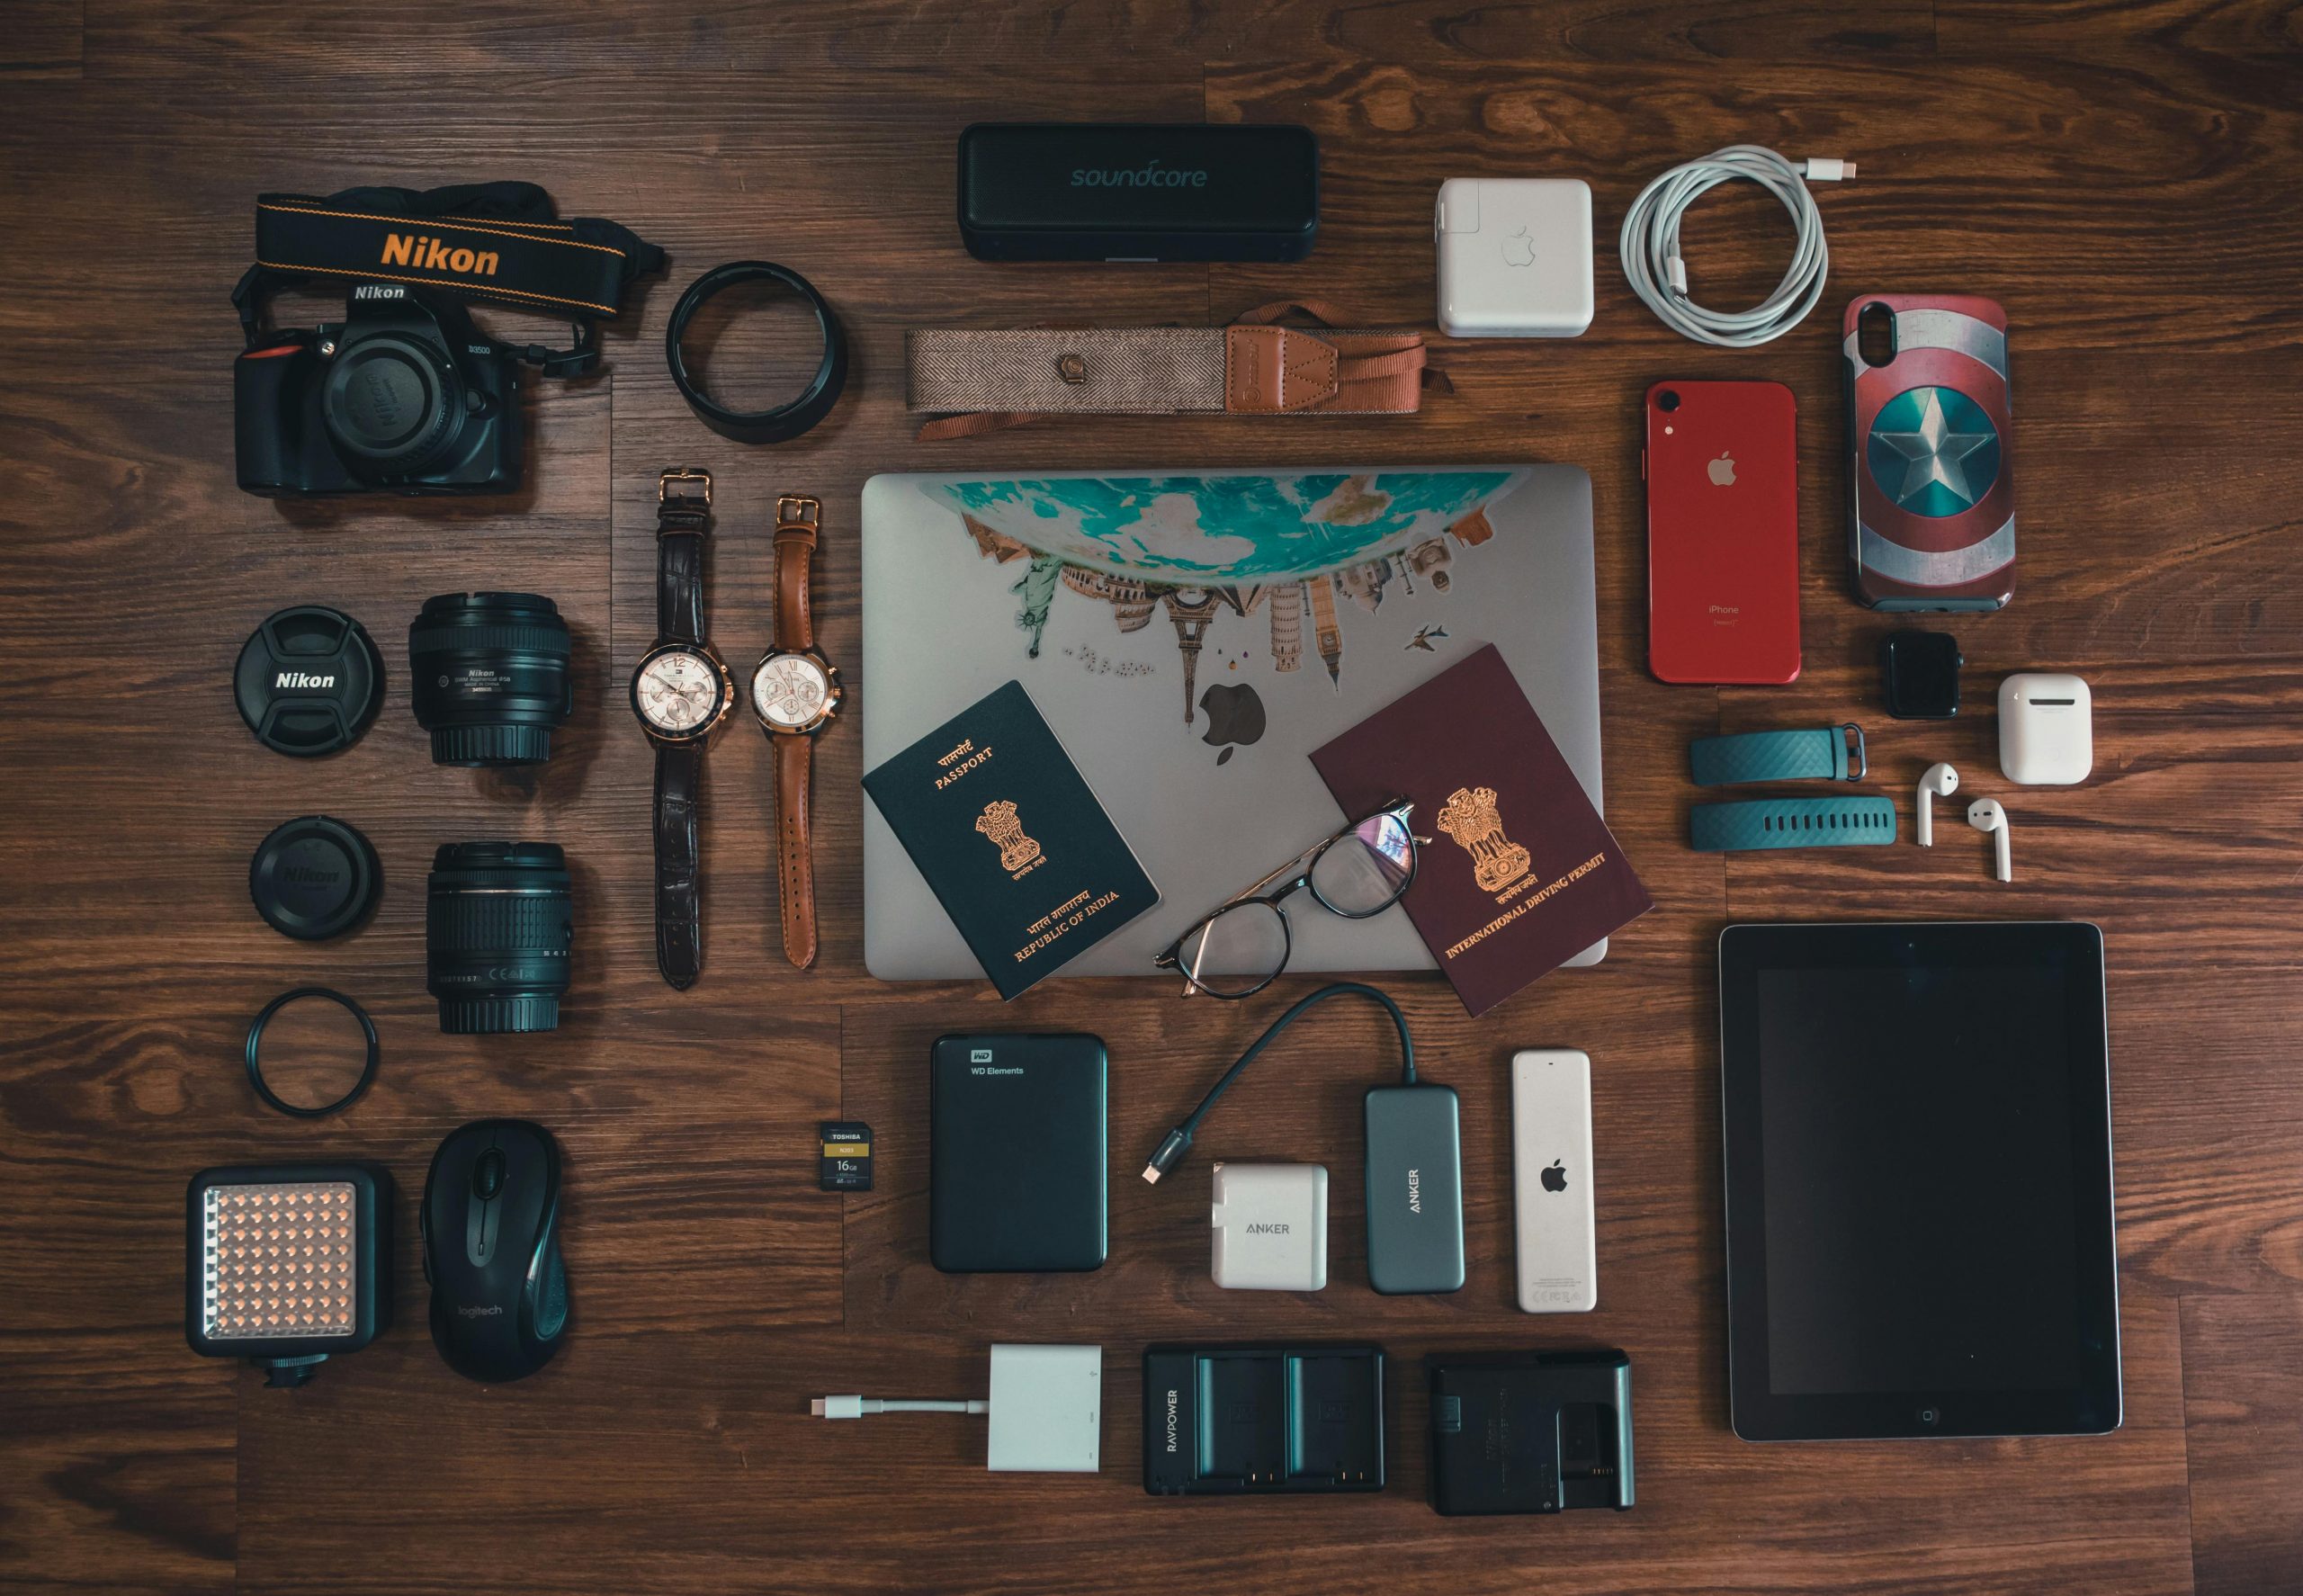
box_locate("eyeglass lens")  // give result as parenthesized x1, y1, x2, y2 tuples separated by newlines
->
(1308, 811, 1416, 917)
(1175, 899, 1289, 997)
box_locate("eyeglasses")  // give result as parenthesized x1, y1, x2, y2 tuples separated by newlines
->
(1154, 799, 1420, 998)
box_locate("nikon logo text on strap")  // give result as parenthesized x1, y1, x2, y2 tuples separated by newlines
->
(382, 233, 499, 278)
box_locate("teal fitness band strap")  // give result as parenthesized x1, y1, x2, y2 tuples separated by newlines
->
(1689, 724, 1867, 786)
(1690, 795, 1897, 852)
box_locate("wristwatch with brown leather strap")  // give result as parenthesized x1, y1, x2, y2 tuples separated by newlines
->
(748, 494, 842, 968)
(630, 468, 735, 990)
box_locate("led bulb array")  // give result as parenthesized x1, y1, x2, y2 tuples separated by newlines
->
(200, 1181, 360, 1340)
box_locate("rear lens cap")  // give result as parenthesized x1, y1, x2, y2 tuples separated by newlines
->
(249, 815, 381, 940)
(235, 605, 384, 757)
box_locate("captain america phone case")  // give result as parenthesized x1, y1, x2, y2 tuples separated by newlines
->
(1843, 294, 2014, 611)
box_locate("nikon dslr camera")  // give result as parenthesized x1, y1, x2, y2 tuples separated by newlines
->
(236, 283, 522, 498)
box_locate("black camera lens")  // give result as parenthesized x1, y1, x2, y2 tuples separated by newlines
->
(1657, 389, 1680, 413)
(323, 333, 461, 472)
(426, 841, 573, 1035)
(408, 593, 575, 767)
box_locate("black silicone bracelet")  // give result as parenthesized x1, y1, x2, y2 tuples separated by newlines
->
(243, 986, 381, 1119)
(665, 261, 847, 444)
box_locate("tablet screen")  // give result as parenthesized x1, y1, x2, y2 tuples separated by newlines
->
(1719, 922, 2120, 1439)
(1757, 964, 2078, 1394)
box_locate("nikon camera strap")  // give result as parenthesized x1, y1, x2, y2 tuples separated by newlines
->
(233, 182, 666, 375)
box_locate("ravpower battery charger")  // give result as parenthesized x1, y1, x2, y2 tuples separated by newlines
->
(1143, 1344, 1384, 1494)
(1511, 1049, 1596, 1313)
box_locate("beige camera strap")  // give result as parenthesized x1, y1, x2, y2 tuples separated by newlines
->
(907, 301, 1437, 439)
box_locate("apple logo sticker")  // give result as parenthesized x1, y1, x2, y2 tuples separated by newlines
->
(1540, 1159, 1568, 1193)
(1501, 226, 1536, 268)
(1708, 451, 1737, 487)
(1198, 682, 1267, 767)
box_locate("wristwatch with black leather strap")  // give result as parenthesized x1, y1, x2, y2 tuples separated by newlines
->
(629, 468, 735, 989)
(748, 495, 843, 969)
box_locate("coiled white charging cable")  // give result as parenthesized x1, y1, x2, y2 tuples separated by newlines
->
(1618, 144, 1856, 347)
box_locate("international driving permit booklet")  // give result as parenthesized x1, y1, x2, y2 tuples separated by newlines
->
(1310, 644, 1651, 1016)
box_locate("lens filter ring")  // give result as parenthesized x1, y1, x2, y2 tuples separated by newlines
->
(244, 987, 380, 1118)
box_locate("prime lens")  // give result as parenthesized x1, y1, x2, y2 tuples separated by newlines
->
(408, 593, 574, 767)
(425, 841, 573, 1035)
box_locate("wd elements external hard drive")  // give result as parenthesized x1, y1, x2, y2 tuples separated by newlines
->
(930, 1033, 1107, 1272)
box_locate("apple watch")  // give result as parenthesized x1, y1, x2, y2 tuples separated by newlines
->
(630, 468, 736, 989)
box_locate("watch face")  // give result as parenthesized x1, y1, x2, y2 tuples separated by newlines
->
(634, 648, 726, 735)
(753, 651, 834, 731)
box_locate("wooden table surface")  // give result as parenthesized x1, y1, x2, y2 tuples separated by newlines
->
(4, 4, 2299, 1592)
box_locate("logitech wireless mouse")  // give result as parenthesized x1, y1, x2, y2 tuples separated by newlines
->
(422, 1117, 568, 1383)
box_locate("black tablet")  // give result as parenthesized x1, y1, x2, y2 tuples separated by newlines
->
(1718, 921, 2119, 1440)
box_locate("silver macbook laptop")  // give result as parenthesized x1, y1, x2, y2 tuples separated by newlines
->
(861, 465, 1605, 982)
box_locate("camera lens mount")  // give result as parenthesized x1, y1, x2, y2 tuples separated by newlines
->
(321, 330, 463, 474)
(425, 840, 574, 1035)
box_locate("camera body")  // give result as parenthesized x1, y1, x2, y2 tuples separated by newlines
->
(237, 283, 523, 497)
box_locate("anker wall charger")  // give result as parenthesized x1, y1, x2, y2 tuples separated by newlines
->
(1210, 1163, 1328, 1291)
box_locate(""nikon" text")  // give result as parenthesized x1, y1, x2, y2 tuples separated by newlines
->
(382, 233, 500, 276)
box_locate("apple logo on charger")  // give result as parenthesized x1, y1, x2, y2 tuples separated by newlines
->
(1540, 1159, 1568, 1193)
(1707, 452, 1737, 487)
(1500, 227, 1536, 267)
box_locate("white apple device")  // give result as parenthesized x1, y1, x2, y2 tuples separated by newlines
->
(1999, 672, 2094, 785)
(1916, 761, 1960, 847)
(1435, 178, 1595, 339)
(1967, 797, 2013, 882)
(1510, 1049, 1596, 1313)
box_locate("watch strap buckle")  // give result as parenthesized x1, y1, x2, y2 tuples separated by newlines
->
(775, 495, 821, 535)
(659, 467, 712, 508)
(1841, 723, 1868, 782)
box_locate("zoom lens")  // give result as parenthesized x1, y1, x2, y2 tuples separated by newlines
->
(408, 593, 574, 767)
(425, 841, 573, 1035)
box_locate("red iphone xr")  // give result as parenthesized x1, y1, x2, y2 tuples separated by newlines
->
(1644, 380, 1801, 685)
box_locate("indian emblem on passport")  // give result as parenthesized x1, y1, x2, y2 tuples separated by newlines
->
(975, 799, 1043, 874)
(1437, 785, 1530, 895)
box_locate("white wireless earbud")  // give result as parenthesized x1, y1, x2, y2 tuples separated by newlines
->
(1966, 798, 2012, 883)
(1916, 763, 1960, 847)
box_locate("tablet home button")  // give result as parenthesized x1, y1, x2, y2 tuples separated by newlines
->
(1917, 1404, 1942, 1428)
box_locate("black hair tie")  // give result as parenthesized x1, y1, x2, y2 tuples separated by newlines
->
(665, 261, 847, 444)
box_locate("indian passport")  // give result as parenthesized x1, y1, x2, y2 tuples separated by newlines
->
(1310, 644, 1652, 1016)
(863, 679, 1158, 999)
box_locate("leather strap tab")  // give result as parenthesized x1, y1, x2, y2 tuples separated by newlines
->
(657, 471, 711, 644)
(1223, 325, 1338, 413)
(654, 742, 703, 987)
(774, 498, 819, 651)
(775, 734, 817, 969)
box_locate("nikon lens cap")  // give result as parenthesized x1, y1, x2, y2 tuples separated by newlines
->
(250, 815, 381, 940)
(235, 605, 384, 757)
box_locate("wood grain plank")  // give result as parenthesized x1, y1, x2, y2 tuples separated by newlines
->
(2183, 1290, 2303, 1596)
